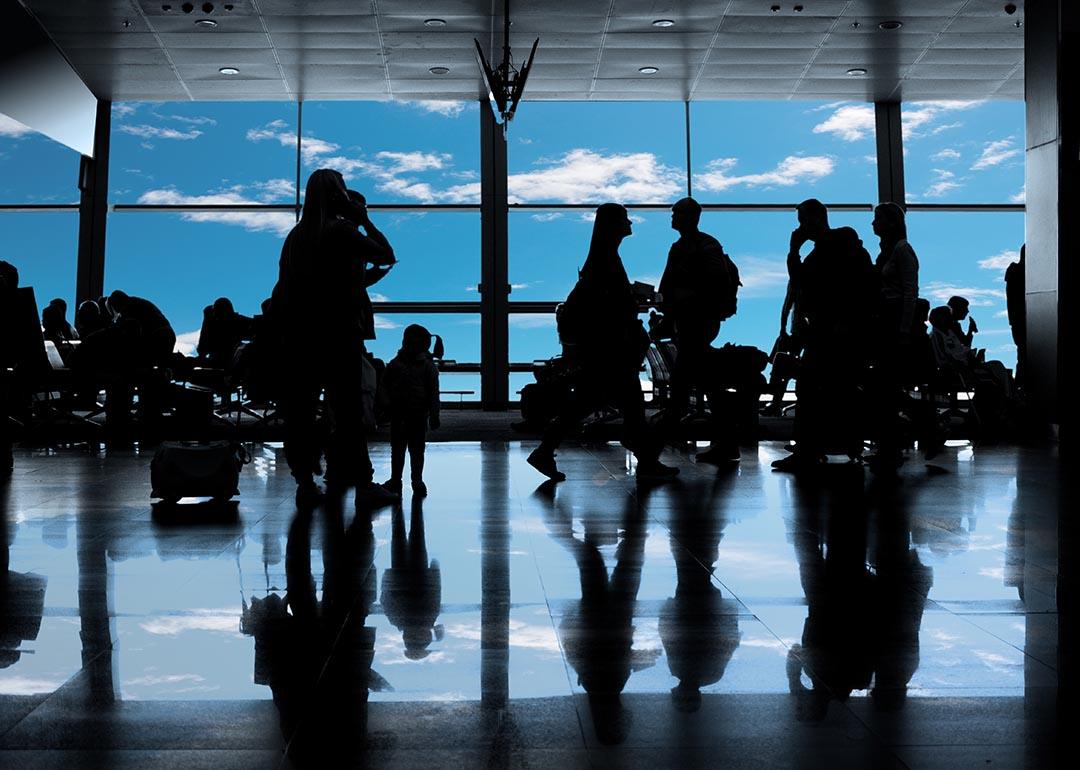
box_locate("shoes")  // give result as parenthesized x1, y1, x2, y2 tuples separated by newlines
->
(527, 448, 566, 482)
(412, 480, 428, 497)
(770, 453, 822, 473)
(355, 482, 400, 510)
(636, 459, 680, 482)
(295, 479, 325, 508)
(383, 478, 403, 494)
(696, 445, 740, 466)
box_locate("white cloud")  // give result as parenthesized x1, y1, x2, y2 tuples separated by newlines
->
(246, 120, 339, 164)
(402, 100, 469, 118)
(923, 282, 1006, 306)
(735, 256, 790, 297)
(812, 105, 875, 141)
(174, 329, 200, 356)
(978, 249, 1020, 272)
(1010, 185, 1026, 203)
(507, 149, 683, 204)
(930, 121, 963, 135)
(922, 169, 962, 198)
(164, 114, 217, 126)
(696, 155, 834, 192)
(250, 177, 295, 202)
(932, 148, 962, 161)
(509, 315, 556, 329)
(0, 113, 33, 138)
(530, 212, 564, 222)
(374, 316, 400, 330)
(972, 138, 1020, 171)
(119, 124, 203, 141)
(137, 187, 296, 237)
(111, 103, 137, 118)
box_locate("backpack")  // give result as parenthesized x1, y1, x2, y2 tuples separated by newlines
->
(714, 247, 741, 321)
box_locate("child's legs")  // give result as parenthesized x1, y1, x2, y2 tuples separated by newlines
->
(407, 416, 428, 482)
(390, 418, 408, 481)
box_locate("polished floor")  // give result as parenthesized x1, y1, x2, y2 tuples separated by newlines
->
(0, 440, 1063, 768)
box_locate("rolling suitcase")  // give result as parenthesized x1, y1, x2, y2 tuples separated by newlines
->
(150, 440, 251, 502)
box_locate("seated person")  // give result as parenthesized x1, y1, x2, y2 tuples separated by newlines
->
(106, 290, 176, 367)
(42, 298, 78, 344)
(75, 299, 110, 339)
(946, 295, 979, 350)
(929, 305, 1012, 401)
(196, 297, 253, 369)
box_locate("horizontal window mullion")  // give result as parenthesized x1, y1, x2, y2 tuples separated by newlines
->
(905, 203, 1025, 213)
(0, 204, 80, 212)
(373, 302, 481, 313)
(110, 203, 480, 213)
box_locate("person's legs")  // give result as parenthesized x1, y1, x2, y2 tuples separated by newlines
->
(388, 417, 407, 488)
(612, 369, 678, 479)
(324, 349, 374, 488)
(408, 417, 427, 485)
(281, 376, 322, 484)
(529, 371, 597, 481)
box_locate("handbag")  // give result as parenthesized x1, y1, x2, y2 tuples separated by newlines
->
(150, 440, 251, 502)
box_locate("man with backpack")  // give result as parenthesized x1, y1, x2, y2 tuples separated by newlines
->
(659, 197, 742, 464)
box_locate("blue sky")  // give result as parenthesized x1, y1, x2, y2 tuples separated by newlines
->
(1, 98, 1025, 396)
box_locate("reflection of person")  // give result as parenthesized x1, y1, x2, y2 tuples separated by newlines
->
(537, 483, 658, 744)
(251, 493, 382, 763)
(660, 475, 741, 711)
(1, 261, 19, 476)
(380, 497, 442, 658)
(272, 169, 398, 507)
(528, 203, 678, 484)
(1, 480, 49, 670)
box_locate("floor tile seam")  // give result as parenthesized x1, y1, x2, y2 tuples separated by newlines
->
(946, 610, 1061, 673)
(0, 647, 113, 745)
(517, 503, 591, 751)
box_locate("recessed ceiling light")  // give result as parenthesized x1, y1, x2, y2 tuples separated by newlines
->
(218, 66, 239, 75)
(878, 20, 903, 30)
(638, 66, 659, 74)
(652, 19, 675, 28)
(847, 67, 868, 76)
(195, 18, 217, 27)
(424, 18, 447, 27)
(429, 66, 450, 75)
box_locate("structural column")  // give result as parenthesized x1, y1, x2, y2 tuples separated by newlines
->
(76, 100, 111, 306)
(874, 101, 905, 206)
(479, 103, 510, 410)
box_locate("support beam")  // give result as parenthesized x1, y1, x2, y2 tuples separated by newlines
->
(76, 100, 111, 305)
(479, 104, 510, 409)
(874, 101, 905, 206)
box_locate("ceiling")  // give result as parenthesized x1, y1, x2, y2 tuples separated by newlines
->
(19, 0, 1025, 103)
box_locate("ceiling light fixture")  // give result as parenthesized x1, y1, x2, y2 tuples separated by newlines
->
(429, 66, 450, 75)
(847, 67, 868, 76)
(218, 66, 239, 75)
(195, 18, 217, 27)
(474, 0, 539, 129)
(424, 18, 447, 27)
(639, 66, 659, 75)
(878, 20, 903, 30)
(652, 19, 675, 28)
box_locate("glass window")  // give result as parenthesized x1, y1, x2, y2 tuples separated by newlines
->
(105, 212, 287, 352)
(691, 101, 877, 204)
(906, 212, 1024, 370)
(364, 212, 479, 302)
(299, 101, 480, 205)
(109, 102, 298, 205)
(0, 113, 81, 204)
(903, 101, 1025, 205)
(0, 212, 79, 312)
(508, 102, 687, 205)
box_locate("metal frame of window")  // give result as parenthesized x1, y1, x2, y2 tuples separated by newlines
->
(1, 97, 1024, 409)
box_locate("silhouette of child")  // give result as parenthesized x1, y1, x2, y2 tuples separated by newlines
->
(382, 324, 440, 496)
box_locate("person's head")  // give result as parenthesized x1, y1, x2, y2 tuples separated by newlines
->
(77, 299, 102, 323)
(211, 297, 235, 318)
(401, 324, 432, 354)
(671, 681, 703, 713)
(403, 626, 434, 659)
(0, 260, 18, 293)
(341, 189, 368, 225)
(914, 297, 931, 326)
(670, 197, 702, 233)
(107, 290, 131, 316)
(929, 305, 953, 331)
(49, 298, 67, 315)
(872, 202, 907, 241)
(42, 302, 62, 329)
(298, 168, 350, 235)
(796, 198, 830, 241)
(947, 296, 970, 320)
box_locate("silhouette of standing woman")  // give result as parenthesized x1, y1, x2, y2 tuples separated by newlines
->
(528, 203, 678, 482)
(272, 169, 399, 507)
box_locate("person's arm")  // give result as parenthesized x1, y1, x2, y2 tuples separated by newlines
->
(427, 361, 440, 428)
(897, 245, 919, 336)
(779, 282, 795, 336)
(356, 210, 396, 267)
